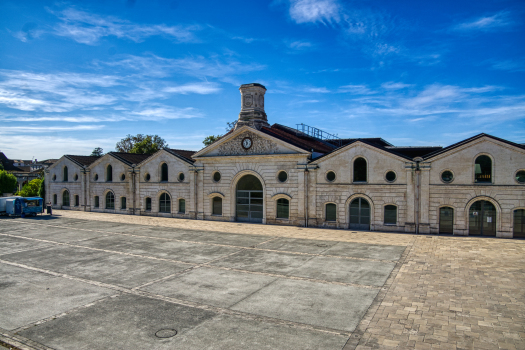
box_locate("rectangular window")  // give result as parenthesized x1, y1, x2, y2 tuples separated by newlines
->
(94, 196, 99, 208)
(121, 197, 126, 210)
(53, 194, 57, 205)
(75, 195, 79, 206)
(212, 197, 222, 215)
(384, 205, 397, 225)
(325, 203, 337, 221)
(179, 199, 186, 213)
(276, 198, 289, 219)
(146, 198, 152, 211)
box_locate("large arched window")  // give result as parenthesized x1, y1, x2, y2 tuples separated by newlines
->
(106, 165, 113, 182)
(276, 198, 289, 219)
(63, 166, 68, 182)
(179, 198, 186, 213)
(159, 193, 171, 213)
(474, 155, 492, 183)
(62, 190, 70, 206)
(354, 157, 367, 182)
(105, 192, 115, 209)
(384, 205, 397, 225)
(161, 163, 168, 182)
(325, 203, 337, 221)
(212, 197, 222, 215)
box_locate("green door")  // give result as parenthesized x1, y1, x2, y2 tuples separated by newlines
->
(514, 209, 525, 238)
(469, 201, 496, 236)
(236, 175, 263, 223)
(349, 198, 370, 230)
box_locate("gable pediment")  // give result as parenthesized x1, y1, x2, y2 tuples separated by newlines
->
(194, 126, 309, 158)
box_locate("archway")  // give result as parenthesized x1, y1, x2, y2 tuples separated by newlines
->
(349, 197, 370, 230)
(236, 174, 263, 223)
(469, 200, 496, 236)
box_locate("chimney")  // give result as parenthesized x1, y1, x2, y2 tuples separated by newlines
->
(235, 83, 269, 130)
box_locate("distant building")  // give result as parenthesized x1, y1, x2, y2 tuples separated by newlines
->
(1, 152, 57, 192)
(46, 84, 525, 238)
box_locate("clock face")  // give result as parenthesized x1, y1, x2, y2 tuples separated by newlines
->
(242, 137, 252, 150)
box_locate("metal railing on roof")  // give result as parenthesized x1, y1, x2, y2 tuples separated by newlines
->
(295, 123, 342, 147)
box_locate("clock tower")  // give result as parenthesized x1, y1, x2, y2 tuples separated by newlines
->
(235, 83, 269, 130)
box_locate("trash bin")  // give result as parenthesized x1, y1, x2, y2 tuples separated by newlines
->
(47, 205, 52, 215)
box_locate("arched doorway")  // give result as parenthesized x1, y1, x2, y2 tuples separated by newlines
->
(236, 174, 263, 223)
(469, 200, 496, 236)
(514, 209, 525, 238)
(349, 197, 370, 230)
(439, 207, 454, 234)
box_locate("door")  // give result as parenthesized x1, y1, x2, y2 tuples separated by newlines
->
(439, 207, 454, 234)
(236, 175, 263, 223)
(514, 209, 525, 238)
(469, 200, 496, 236)
(349, 198, 370, 230)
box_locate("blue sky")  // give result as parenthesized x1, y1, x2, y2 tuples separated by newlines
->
(1, 0, 524, 160)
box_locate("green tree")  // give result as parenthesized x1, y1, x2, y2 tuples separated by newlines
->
(203, 135, 221, 147)
(0, 162, 4, 171)
(116, 134, 168, 153)
(38, 176, 45, 199)
(91, 147, 104, 156)
(17, 178, 42, 197)
(0, 170, 17, 195)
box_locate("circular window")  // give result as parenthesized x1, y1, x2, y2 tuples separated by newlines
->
(278, 171, 288, 183)
(178, 173, 185, 182)
(120, 174, 126, 181)
(145, 173, 151, 182)
(441, 170, 454, 183)
(94, 174, 98, 181)
(74, 174, 78, 181)
(516, 170, 525, 184)
(385, 171, 396, 182)
(213, 171, 221, 182)
(52, 174, 56, 181)
(326, 171, 336, 182)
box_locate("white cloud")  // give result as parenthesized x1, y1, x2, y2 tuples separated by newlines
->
(131, 107, 202, 120)
(287, 40, 313, 50)
(489, 59, 525, 72)
(50, 8, 201, 45)
(288, 0, 341, 24)
(338, 84, 375, 95)
(304, 87, 330, 93)
(452, 11, 514, 32)
(164, 82, 221, 95)
(0, 125, 105, 134)
(381, 82, 413, 90)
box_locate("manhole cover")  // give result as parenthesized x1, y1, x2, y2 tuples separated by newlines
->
(155, 329, 177, 338)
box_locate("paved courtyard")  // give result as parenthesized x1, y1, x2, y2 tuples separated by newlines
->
(0, 211, 524, 350)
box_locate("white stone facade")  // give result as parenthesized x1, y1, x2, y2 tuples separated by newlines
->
(46, 84, 525, 238)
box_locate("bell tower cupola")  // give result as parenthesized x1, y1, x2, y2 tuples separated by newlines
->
(235, 83, 269, 130)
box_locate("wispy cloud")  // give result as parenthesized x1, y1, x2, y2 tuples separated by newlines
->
(288, 0, 341, 25)
(381, 82, 413, 90)
(488, 59, 525, 72)
(46, 7, 202, 45)
(338, 84, 375, 94)
(163, 82, 221, 94)
(287, 40, 313, 50)
(304, 87, 330, 93)
(452, 11, 515, 32)
(0, 125, 105, 134)
(131, 107, 202, 120)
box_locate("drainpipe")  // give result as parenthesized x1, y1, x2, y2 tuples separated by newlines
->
(305, 167, 309, 228)
(414, 159, 421, 234)
(131, 164, 136, 215)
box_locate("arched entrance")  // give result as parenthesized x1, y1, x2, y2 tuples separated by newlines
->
(514, 209, 525, 238)
(236, 174, 263, 223)
(349, 197, 370, 230)
(469, 200, 496, 236)
(439, 207, 454, 234)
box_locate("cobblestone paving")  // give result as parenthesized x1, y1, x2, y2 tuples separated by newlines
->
(6, 210, 525, 350)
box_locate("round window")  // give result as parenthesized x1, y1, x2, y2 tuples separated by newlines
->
(278, 171, 288, 183)
(213, 172, 221, 182)
(516, 170, 525, 184)
(145, 173, 150, 182)
(385, 171, 396, 182)
(121, 174, 126, 181)
(178, 173, 185, 182)
(74, 174, 78, 181)
(326, 171, 336, 182)
(441, 170, 454, 183)
(94, 174, 98, 181)
(52, 174, 56, 181)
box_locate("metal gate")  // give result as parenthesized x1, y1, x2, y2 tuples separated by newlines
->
(349, 198, 370, 230)
(439, 207, 454, 234)
(469, 200, 496, 236)
(236, 175, 264, 223)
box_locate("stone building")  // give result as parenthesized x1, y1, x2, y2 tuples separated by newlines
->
(46, 83, 525, 238)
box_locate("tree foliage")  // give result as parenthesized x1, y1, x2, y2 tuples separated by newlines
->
(116, 134, 168, 154)
(91, 147, 104, 156)
(0, 162, 4, 171)
(203, 135, 221, 147)
(38, 176, 45, 199)
(17, 178, 42, 197)
(0, 170, 17, 195)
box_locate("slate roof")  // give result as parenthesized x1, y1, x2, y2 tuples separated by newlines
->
(260, 124, 336, 153)
(166, 149, 196, 163)
(108, 152, 153, 166)
(65, 155, 102, 167)
(384, 146, 443, 159)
